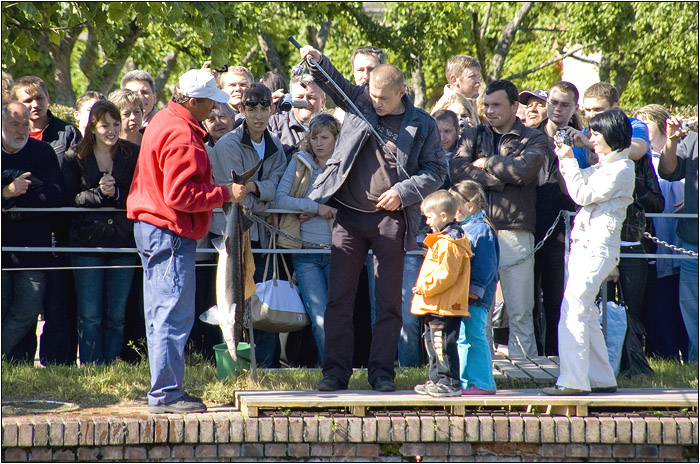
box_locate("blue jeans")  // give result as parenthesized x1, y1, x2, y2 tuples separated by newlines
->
(134, 221, 196, 406)
(458, 305, 497, 391)
(72, 253, 136, 364)
(678, 239, 699, 362)
(1, 270, 47, 356)
(293, 253, 331, 365)
(367, 252, 423, 367)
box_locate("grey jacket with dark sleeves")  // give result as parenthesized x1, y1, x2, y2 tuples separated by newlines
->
(449, 118, 547, 234)
(268, 110, 306, 161)
(307, 54, 446, 250)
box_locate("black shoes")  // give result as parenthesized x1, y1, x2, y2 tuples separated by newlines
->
(148, 393, 207, 413)
(592, 386, 618, 393)
(372, 377, 396, 392)
(317, 376, 348, 392)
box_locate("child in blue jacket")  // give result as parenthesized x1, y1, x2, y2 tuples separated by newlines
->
(451, 180, 499, 394)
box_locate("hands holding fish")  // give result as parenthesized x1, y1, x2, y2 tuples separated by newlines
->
(227, 181, 259, 203)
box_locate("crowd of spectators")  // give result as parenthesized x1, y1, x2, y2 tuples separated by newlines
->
(1, 40, 697, 395)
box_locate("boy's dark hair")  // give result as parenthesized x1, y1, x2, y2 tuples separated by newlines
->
(242, 83, 272, 104)
(485, 80, 519, 105)
(433, 109, 459, 131)
(260, 71, 288, 94)
(549, 81, 579, 104)
(351, 46, 387, 69)
(589, 107, 632, 152)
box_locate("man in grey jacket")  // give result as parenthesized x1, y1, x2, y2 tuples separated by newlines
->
(299, 45, 445, 392)
(450, 79, 547, 358)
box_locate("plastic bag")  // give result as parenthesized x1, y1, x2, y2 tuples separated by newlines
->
(598, 299, 627, 375)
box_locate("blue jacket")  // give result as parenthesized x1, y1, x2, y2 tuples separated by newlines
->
(307, 54, 446, 250)
(460, 213, 500, 310)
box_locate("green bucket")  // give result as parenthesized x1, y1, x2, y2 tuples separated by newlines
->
(213, 342, 251, 380)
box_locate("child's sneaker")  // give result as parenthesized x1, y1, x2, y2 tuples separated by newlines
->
(426, 383, 462, 397)
(414, 381, 434, 395)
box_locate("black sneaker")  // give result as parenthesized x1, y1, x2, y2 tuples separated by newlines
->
(148, 393, 207, 413)
(591, 386, 617, 393)
(317, 376, 347, 391)
(372, 377, 396, 392)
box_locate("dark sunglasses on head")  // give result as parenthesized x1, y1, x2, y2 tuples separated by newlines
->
(244, 100, 271, 109)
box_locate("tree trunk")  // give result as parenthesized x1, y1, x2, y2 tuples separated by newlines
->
(599, 53, 611, 84)
(487, 2, 533, 83)
(78, 25, 99, 82)
(39, 32, 78, 106)
(87, 16, 142, 96)
(306, 20, 332, 52)
(410, 53, 426, 109)
(257, 32, 284, 75)
(155, 50, 177, 106)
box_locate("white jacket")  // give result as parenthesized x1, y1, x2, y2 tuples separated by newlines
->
(559, 148, 635, 248)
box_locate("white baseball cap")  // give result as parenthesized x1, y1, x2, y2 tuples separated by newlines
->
(178, 69, 230, 103)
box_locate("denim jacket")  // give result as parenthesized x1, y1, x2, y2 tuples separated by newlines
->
(460, 212, 500, 310)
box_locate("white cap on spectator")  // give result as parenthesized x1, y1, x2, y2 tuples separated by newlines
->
(179, 70, 230, 103)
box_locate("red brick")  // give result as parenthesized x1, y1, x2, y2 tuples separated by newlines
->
(508, 416, 523, 443)
(614, 416, 632, 444)
(3, 422, 18, 447)
(107, 418, 124, 445)
(52, 450, 75, 461)
(230, 414, 245, 442)
(100, 445, 124, 460)
(465, 416, 480, 441)
(517, 443, 541, 456)
(124, 446, 147, 460)
(172, 444, 194, 459)
(76, 447, 98, 461)
(693, 417, 699, 444)
(645, 417, 662, 444)
(539, 416, 555, 443)
(241, 443, 264, 457)
(288, 417, 303, 443)
(356, 443, 379, 457)
(214, 415, 229, 443)
(420, 416, 434, 442)
(363, 417, 377, 442)
(348, 417, 363, 443)
(310, 443, 332, 456)
(168, 417, 184, 443)
(140, 418, 154, 444)
(62, 420, 79, 447)
(4, 448, 27, 462)
(447, 416, 464, 442)
(478, 415, 494, 442)
(376, 416, 391, 442)
(435, 416, 449, 442)
(523, 416, 539, 443)
(589, 444, 612, 458)
(599, 417, 615, 444)
(258, 417, 274, 442)
(318, 416, 333, 442)
(243, 417, 258, 442)
(612, 444, 635, 458)
(194, 444, 217, 458)
(147, 445, 170, 459)
(636, 444, 660, 458)
(675, 417, 692, 444)
(198, 414, 214, 443)
(449, 442, 473, 456)
(570, 416, 585, 443)
(554, 417, 570, 443)
(77, 418, 93, 446)
(333, 417, 349, 442)
(333, 443, 356, 457)
(493, 416, 509, 442)
(31, 419, 48, 446)
(391, 416, 405, 442)
(273, 417, 288, 442)
(425, 443, 449, 456)
(661, 417, 678, 444)
(49, 420, 64, 446)
(264, 443, 286, 457)
(218, 443, 241, 458)
(631, 416, 646, 444)
(28, 447, 51, 461)
(287, 443, 309, 457)
(405, 415, 420, 443)
(17, 420, 33, 447)
(303, 417, 318, 442)
(153, 416, 168, 443)
(94, 418, 109, 446)
(566, 443, 588, 457)
(124, 418, 141, 445)
(541, 444, 565, 458)
(401, 443, 425, 456)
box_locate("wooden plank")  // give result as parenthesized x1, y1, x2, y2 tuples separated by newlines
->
(508, 356, 556, 380)
(349, 406, 365, 417)
(492, 358, 531, 379)
(528, 356, 560, 378)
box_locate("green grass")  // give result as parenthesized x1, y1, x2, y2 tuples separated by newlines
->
(1, 354, 697, 409)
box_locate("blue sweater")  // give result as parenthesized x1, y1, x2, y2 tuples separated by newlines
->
(460, 212, 500, 310)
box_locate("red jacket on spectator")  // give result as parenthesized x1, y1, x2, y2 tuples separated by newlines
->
(127, 101, 230, 240)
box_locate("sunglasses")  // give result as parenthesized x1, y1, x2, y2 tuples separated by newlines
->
(243, 100, 271, 109)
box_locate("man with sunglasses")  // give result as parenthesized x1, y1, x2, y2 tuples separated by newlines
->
(209, 83, 288, 368)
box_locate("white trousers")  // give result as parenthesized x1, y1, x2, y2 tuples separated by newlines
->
(556, 241, 618, 390)
(497, 230, 537, 357)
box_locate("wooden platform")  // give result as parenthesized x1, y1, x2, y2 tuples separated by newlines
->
(235, 388, 698, 418)
(491, 354, 560, 383)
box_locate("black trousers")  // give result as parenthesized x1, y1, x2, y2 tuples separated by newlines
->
(533, 237, 566, 356)
(323, 207, 405, 386)
(424, 314, 461, 387)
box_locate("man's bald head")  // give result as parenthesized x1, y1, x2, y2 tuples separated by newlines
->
(369, 65, 405, 93)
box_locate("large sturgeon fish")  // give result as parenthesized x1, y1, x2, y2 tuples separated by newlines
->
(211, 161, 261, 368)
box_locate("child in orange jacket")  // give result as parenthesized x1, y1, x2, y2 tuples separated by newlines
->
(411, 190, 472, 397)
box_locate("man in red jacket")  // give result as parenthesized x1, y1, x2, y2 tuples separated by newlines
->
(127, 70, 245, 413)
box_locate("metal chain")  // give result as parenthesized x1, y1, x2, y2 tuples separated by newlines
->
(248, 212, 331, 249)
(643, 232, 699, 257)
(498, 210, 565, 269)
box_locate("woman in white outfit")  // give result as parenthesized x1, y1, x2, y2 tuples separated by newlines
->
(543, 108, 635, 395)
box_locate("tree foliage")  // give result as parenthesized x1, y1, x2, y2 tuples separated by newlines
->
(2, 2, 697, 111)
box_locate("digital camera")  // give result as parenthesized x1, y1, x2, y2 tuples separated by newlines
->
(553, 129, 574, 146)
(681, 119, 698, 131)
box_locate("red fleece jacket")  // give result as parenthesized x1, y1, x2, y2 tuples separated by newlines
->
(127, 101, 230, 240)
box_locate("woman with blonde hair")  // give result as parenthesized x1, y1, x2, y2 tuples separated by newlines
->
(431, 93, 480, 129)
